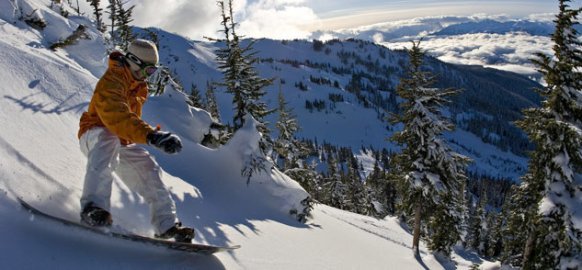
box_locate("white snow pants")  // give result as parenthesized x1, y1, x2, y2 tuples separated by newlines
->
(79, 127, 178, 234)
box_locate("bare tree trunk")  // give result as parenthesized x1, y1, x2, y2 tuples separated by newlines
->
(109, 0, 115, 41)
(412, 196, 422, 257)
(522, 227, 536, 269)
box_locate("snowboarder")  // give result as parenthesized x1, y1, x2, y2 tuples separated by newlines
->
(77, 39, 194, 242)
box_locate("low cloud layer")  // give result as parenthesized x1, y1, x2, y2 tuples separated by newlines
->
(311, 14, 565, 76)
(383, 32, 553, 75)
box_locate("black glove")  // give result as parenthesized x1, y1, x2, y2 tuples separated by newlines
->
(147, 131, 183, 154)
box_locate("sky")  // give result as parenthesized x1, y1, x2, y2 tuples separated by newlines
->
(126, 0, 572, 40)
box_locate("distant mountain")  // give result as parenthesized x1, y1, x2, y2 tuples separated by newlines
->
(154, 32, 540, 180)
(312, 16, 573, 76)
(313, 17, 576, 42)
(434, 19, 559, 36)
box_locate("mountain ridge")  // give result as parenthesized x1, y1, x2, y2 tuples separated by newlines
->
(155, 34, 539, 180)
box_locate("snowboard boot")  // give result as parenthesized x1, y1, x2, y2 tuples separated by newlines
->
(156, 222, 195, 243)
(80, 202, 113, 227)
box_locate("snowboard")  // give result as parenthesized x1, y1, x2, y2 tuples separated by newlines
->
(18, 198, 240, 255)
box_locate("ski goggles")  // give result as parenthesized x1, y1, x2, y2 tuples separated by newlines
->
(126, 52, 159, 77)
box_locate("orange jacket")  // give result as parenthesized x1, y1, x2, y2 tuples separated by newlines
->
(78, 52, 155, 145)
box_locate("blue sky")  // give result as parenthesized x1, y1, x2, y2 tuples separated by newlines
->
(129, 0, 580, 40)
(308, 0, 556, 17)
(305, 0, 560, 30)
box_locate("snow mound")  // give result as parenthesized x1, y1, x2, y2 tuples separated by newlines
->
(143, 84, 311, 220)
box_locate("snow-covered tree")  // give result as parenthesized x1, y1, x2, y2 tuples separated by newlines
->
(274, 85, 304, 171)
(390, 41, 470, 257)
(273, 85, 321, 204)
(187, 84, 203, 108)
(466, 190, 497, 257)
(113, 0, 135, 50)
(213, 0, 275, 182)
(344, 159, 371, 215)
(322, 152, 349, 209)
(502, 185, 535, 265)
(87, 0, 104, 32)
(215, 0, 274, 133)
(367, 157, 397, 217)
(487, 193, 510, 259)
(427, 193, 463, 256)
(510, 1, 582, 268)
(105, 0, 116, 42)
(73, 0, 81, 15)
(468, 194, 486, 253)
(50, 0, 69, 18)
(285, 160, 322, 201)
(458, 175, 470, 248)
(205, 81, 221, 122)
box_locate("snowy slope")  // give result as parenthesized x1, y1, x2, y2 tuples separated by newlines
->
(147, 32, 533, 181)
(0, 1, 491, 269)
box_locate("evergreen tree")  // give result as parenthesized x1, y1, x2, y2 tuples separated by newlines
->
(114, 0, 135, 50)
(285, 160, 322, 201)
(468, 195, 486, 253)
(106, 0, 117, 42)
(188, 84, 204, 108)
(199, 81, 228, 148)
(87, 0, 104, 32)
(366, 158, 396, 217)
(345, 165, 372, 215)
(502, 185, 535, 266)
(50, 0, 69, 18)
(468, 190, 493, 256)
(73, 0, 81, 16)
(510, 1, 582, 268)
(215, 0, 274, 132)
(458, 175, 470, 248)
(427, 193, 463, 256)
(326, 178, 348, 210)
(205, 81, 221, 122)
(487, 212, 503, 258)
(481, 212, 493, 257)
(274, 85, 304, 171)
(390, 41, 470, 257)
(489, 192, 511, 259)
(322, 152, 348, 209)
(214, 0, 275, 183)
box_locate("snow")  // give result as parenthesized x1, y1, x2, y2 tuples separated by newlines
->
(354, 149, 376, 179)
(552, 151, 574, 181)
(0, 1, 503, 269)
(124, 26, 531, 182)
(445, 130, 528, 181)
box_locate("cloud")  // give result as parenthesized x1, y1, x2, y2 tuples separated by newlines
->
(309, 13, 561, 75)
(382, 32, 553, 75)
(526, 13, 557, 22)
(129, 0, 317, 40)
(130, 0, 221, 40)
(237, 0, 318, 39)
(324, 14, 534, 42)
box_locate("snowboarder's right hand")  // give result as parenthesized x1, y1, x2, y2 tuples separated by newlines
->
(147, 131, 183, 154)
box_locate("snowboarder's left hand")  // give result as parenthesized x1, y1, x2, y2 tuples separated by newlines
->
(147, 131, 183, 154)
